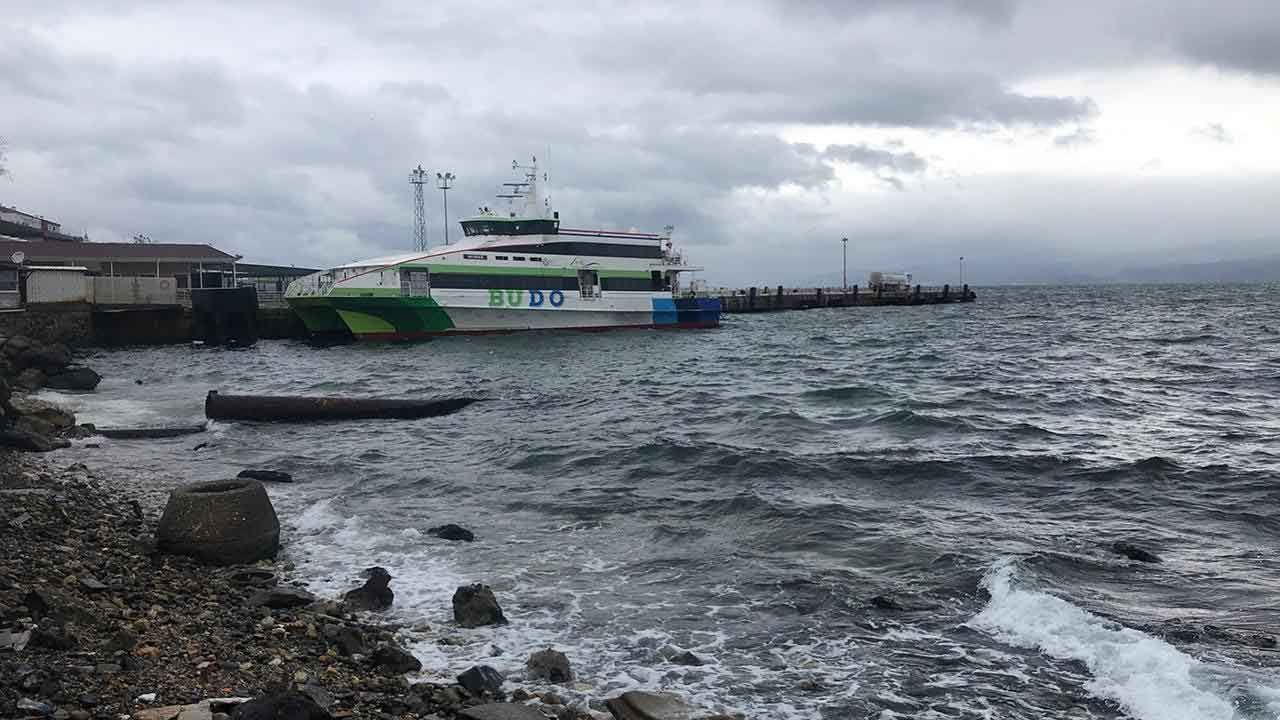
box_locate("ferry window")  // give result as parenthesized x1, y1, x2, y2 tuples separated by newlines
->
(512, 256, 526, 261)
(495, 255, 509, 260)
(463, 254, 487, 260)
(529, 257, 542, 262)
(0, 270, 16, 292)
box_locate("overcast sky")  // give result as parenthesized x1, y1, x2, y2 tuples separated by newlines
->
(2, 1, 1278, 285)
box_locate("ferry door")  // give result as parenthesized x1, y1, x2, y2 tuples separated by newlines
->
(401, 269, 431, 297)
(577, 269, 600, 300)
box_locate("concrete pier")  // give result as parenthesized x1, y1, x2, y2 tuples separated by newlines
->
(714, 284, 974, 314)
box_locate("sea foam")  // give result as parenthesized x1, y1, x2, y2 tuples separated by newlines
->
(968, 558, 1250, 720)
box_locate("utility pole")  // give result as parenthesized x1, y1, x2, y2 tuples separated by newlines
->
(842, 237, 849, 290)
(436, 172, 455, 246)
(410, 165, 429, 251)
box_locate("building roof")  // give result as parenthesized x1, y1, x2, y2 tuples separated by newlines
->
(0, 239, 238, 264)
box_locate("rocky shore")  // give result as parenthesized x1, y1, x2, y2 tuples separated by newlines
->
(0, 451, 738, 720)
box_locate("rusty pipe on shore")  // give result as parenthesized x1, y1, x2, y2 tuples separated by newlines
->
(205, 391, 477, 422)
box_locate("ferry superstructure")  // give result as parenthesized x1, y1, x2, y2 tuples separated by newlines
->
(285, 158, 720, 340)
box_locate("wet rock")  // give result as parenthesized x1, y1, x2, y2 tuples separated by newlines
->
(670, 651, 703, 667)
(45, 367, 102, 391)
(540, 691, 564, 705)
(14, 367, 46, 391)
(459, 704, 548, 720)
(230, 692, 331, 720)
(343, 567, 393, 612)
(457, 665, 504, 695)
(248, 587, 316, 609)
(605, 691, 705, 720)
(236, 469, 293, 484)
(371, 644, 422, 673)
(526, 648, 573, 684)
(428, 524, 476, 542)
(453, 584, 507, 628)
(297, 684, 332, 711)
(4, 335, 33, 357)
(1111, 541, 1162, 564)
(17, 343, 73, 373)
(331, 626, 365, 656)
(0, 427, 70, 452)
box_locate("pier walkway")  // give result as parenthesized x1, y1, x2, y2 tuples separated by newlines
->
(711, 284, 975, 314)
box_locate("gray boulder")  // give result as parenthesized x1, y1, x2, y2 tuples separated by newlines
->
(0, 427, 70, 452)
(605, 691, 712, 720)
(231, 692, 331, 720)
(457, 665, 504, 695)
(343, 566, 394, 611)
(526, 648, 573, 684)
(14, 368, 45, 391)
(453, 584, 507, 628)
(371, 644, 422, 673)
(17, 344, 73, 372)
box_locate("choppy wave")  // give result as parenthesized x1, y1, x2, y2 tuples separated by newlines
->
(52, 284, 1280, 717)
(970, 559, 1278, 720)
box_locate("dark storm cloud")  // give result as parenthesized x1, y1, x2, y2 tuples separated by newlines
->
(1174, 6, 1280, 75)
(0, 0, 1277, 280)
(822, 144, 927, 173)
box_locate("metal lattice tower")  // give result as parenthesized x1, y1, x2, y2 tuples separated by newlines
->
(410, 164, 429, 251)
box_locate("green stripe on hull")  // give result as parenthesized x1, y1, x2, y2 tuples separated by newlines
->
(286, 297, 350, 335)
(329, 296, 455, 338)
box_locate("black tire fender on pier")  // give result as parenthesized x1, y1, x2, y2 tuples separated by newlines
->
(157, 479, 281, 565)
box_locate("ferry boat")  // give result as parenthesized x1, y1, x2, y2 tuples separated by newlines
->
(285, 158, 720, 341)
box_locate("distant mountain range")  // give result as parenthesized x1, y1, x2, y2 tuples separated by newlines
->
(1109, 255, 1280, 284)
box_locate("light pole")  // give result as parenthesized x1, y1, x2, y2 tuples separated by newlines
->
(960, 256, 965, 286)
(436, 172, 455, 246)
(841, 237, 848, 290)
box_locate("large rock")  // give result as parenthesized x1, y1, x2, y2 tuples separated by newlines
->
(3, 335, 33, 358)
(605, 692, 709, 720)
(343, 567, 394, 611)
(9, 396, 75, 429)
(0, 427, 70, 452)
(453, 584, 507, 628)
(45, 366, 102, 391)
(459, 705, 547, 720)
(157, 479, 280, 565)
(371, 644, 422, 673)
(14, 368, 46, 391)
(231, 692, 331, 720)
(17, 343, 73, 372)
(526, 648, 572, 684)
(457, 665, 504, 695)
(429, 523, 476, 542)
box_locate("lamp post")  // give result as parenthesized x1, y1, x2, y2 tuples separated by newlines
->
(960, 256, 965, 286)
(841, 237, 848, 290)
(436, 172, 455, 246)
